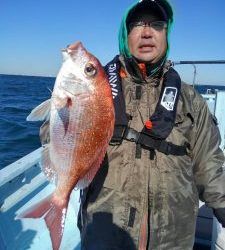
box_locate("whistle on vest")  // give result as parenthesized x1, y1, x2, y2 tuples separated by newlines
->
(145, 120, 153, 130)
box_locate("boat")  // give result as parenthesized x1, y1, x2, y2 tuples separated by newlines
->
(0, 61, 225, 250)
(194, 90, 225, 250)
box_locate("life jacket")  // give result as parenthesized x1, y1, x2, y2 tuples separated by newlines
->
(104, 56, 189, 157)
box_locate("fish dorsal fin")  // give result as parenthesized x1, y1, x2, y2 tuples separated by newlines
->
(41, 144, 58, 184)
(75, 146, 107, 189)
(27, 99, 51, 121)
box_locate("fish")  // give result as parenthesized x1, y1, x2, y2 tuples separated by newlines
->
(20, 41, 115, 250)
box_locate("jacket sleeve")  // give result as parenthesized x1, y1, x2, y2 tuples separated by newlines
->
(213, 208, 225, 228)
(191, 95, 225, 226)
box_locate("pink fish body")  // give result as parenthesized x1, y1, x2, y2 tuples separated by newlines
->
(22, 42, 115, 250)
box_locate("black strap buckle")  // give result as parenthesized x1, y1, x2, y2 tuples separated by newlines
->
(110, 125, 127, 145)
(124, 128, 140, 142)
(110, 127, 140, 145)
(110, 126, 188, 156)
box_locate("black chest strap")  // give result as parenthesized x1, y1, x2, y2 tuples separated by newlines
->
(104, 55, 128, 127)
(148, 67, 181, 139)
(104, 56, 189, 156)
(104, 56, 128, 145)
(124, 128, 188, 156)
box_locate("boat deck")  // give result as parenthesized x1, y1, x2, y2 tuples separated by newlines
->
(0, 148, 80, 250)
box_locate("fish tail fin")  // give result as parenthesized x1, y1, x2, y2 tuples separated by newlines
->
(20, 194, 68, 250)
(44, 200, 68, 250)
(20, 194, 53, 218)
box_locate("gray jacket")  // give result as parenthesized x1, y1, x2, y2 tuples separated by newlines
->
(78, 57, 225, 250)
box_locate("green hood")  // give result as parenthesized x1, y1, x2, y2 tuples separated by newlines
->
(118, 0, 174, 59)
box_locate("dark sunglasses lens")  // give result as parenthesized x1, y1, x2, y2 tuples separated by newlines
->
(128, 21, 167, 32)
(129, 22, 141, 31)
(151, 21, 167, 31)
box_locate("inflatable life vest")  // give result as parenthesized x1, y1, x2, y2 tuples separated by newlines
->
(104, 56, 189, 157)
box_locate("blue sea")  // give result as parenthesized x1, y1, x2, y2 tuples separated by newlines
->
(0, 74, 225, 170)
(0, 74, 55, 169)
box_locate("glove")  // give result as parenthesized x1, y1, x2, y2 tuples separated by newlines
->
(213, 208, 225, 228)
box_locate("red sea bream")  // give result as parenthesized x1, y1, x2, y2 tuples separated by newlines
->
(20, 42, 115, 250)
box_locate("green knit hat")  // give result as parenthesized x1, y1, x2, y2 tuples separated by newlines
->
(118, 0, 174, 59)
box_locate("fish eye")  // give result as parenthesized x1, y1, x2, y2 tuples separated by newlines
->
(84, 63, 97, 77)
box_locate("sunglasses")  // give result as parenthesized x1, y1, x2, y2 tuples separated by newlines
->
(129, 21, 167, 32)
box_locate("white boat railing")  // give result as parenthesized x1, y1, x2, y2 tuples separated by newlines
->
(202, 91, 225, 150)
(0, 147, 43, 188)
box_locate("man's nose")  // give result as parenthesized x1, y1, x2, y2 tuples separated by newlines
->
(141, 26, 153, 38)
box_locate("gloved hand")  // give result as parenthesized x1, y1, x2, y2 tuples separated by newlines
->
(213, 208, 225, 228)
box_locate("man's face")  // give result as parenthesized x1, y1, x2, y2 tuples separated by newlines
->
(128, 21, 167, 63)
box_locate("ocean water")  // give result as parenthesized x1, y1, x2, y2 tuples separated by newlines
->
(0, 74, 55, 169)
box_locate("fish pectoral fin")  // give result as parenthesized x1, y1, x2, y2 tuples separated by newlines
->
(27, 99, 51, 121)
(41, 144, 58, 184)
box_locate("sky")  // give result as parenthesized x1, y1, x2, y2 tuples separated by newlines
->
(1, 0, 225, 85)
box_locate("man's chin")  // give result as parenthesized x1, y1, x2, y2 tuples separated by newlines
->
(135, 55, 155, 63)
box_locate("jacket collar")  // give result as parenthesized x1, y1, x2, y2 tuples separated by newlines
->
(119, 55, 172, 86)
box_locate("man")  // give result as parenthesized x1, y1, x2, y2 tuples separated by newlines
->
(78, 0, 225, 249)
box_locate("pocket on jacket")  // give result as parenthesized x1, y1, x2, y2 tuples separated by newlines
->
(103, 141, 134, 191)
